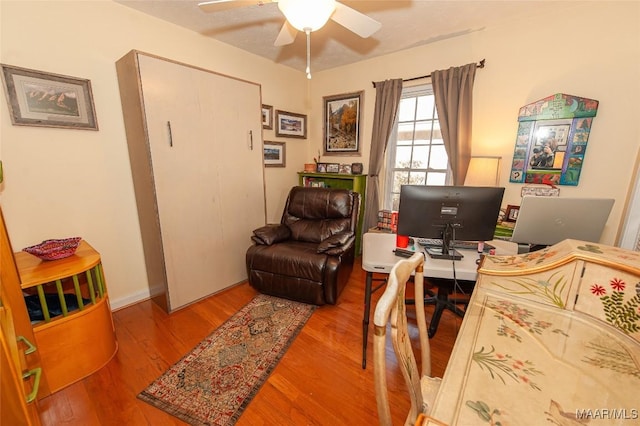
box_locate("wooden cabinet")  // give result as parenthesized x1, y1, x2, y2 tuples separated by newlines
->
(430, 239, 640, 425)
(477, 238, 640, 343)
(1, 204, 118, 415)
(1, 207, 43, 424)
(298, 172, 366, 254)
(116, 51, 267, 312)
(14, 241, 118, 394)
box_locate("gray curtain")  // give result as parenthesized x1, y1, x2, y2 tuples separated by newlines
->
(363, 79, 403, 232)
(432, 63, 477, 185)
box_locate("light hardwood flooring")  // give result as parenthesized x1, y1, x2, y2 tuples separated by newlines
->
(37, 258, 464, 425)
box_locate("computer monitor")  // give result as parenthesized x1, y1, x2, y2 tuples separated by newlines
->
(510, 196, 614, 246)
(397, 185, 505, 260)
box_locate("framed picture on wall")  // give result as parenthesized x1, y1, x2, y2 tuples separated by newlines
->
(1, 63, 98, 130)
(275, 109, 307, 139)
(323, 91, 363, 155)
(508, 93, 599, 186)
(261, 104, 273, 130)
(263, 141, 286, 167)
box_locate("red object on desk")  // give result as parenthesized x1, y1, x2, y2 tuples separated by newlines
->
(396, 234, 409, 248)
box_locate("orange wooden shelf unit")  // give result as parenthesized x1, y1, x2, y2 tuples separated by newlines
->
(14, 241, 118, 394)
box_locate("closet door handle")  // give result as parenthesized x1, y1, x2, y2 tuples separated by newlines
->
(167, 121, 173, 147)
(17, 335, 37, 355)
(249, 130, 253, 150)
(23, 367, 42, 403)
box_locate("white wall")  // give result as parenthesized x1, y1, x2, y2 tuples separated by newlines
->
(0, 1, 308, 308)
(1, 1, 639, 309)
(311, 1, 640, 246)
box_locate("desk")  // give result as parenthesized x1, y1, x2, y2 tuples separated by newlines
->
(425, 239, 640, 425)
(361, 233, 516, 368)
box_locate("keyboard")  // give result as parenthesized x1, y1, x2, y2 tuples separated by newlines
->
(416, 238, 495, 251)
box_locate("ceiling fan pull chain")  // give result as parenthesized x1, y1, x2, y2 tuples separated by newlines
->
(305, 28, 312, 79)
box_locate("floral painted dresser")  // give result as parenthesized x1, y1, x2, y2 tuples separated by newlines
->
(426, 239, 640, 426)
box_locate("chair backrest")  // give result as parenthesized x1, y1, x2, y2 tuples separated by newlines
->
(373, 252, 432, 426)
(281, 186, 359, 243)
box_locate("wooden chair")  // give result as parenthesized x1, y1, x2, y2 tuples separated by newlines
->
(373, 252, 442, 426)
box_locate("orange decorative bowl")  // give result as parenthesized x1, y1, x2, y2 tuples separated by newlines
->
(23, 237, 82, 261)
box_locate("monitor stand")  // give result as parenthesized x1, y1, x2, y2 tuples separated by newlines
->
(425, 246, 463, 260)
(424, 223, 463, 260)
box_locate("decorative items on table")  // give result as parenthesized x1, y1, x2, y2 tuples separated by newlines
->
(339, 164, 352, 174)
(351, 162, 363, 174)
(376, 210, 396, 232)
(22, 237, 82, 261)
(326, 163, 339, 173)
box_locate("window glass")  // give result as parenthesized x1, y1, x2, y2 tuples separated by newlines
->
(384, 84, 450, 211)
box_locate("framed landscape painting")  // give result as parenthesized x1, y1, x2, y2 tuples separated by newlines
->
(323, 91, 363, 155)
(275, 110, 306, 139)
(263, 141, 286, 167)
(1, 64, 98, 130)
(261, 104, 273, 129)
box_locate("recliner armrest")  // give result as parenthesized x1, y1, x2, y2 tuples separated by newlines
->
(252, 224, 291, 245)
(317, 232, 355, 255)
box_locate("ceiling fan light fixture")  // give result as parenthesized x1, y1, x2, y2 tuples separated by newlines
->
(278, 0, 336, 32)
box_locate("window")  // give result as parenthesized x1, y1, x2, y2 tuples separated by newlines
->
(384, 84, 450, 211)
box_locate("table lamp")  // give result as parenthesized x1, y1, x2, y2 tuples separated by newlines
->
(464, 156, 501, 186)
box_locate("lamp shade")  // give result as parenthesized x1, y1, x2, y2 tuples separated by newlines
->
(278, 0, 336, 32)
(464, 156, 501, 186)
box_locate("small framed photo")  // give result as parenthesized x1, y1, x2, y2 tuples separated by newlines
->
(316, 163, 327, 173)
(1, 63, 98, 130)
(261, 104, 273, 130)
(339, 164, 352, 174)
(275, 109, 307, 139)
(326, 163, 339, 174)
(323, 90, 363, 155)
(505, 205, 520, 222)
(263, 141, 286, 167)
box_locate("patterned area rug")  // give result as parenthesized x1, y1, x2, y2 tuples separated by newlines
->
(138, 294, 316, 425)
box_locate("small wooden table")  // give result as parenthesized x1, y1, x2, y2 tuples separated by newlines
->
(15, 241, 118, 394)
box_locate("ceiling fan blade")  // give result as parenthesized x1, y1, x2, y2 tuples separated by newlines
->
(274, 21, 297, 46)
(198, 0, 275, 13)
(331, 2, 381, 38)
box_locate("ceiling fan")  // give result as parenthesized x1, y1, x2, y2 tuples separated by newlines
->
(198, 0, 382, 78)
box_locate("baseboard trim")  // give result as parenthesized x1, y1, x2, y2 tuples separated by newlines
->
(110, 289, 151, 311)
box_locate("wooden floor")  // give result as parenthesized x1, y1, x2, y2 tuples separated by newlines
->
(37, 257, 465, 425)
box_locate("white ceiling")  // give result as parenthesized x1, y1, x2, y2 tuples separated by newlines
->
(114, 0, 579, 73)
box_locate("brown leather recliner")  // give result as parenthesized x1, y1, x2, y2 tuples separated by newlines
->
(246, 186, 360, 305)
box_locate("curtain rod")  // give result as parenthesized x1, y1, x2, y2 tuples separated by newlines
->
(372, 59, 485, 88)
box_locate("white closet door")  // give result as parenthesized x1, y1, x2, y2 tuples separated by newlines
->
(193, 70, 266, 286)
(138, 55, 265, 310)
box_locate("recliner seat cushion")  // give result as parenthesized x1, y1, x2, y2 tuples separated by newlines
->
(247, 241, 326, 282)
